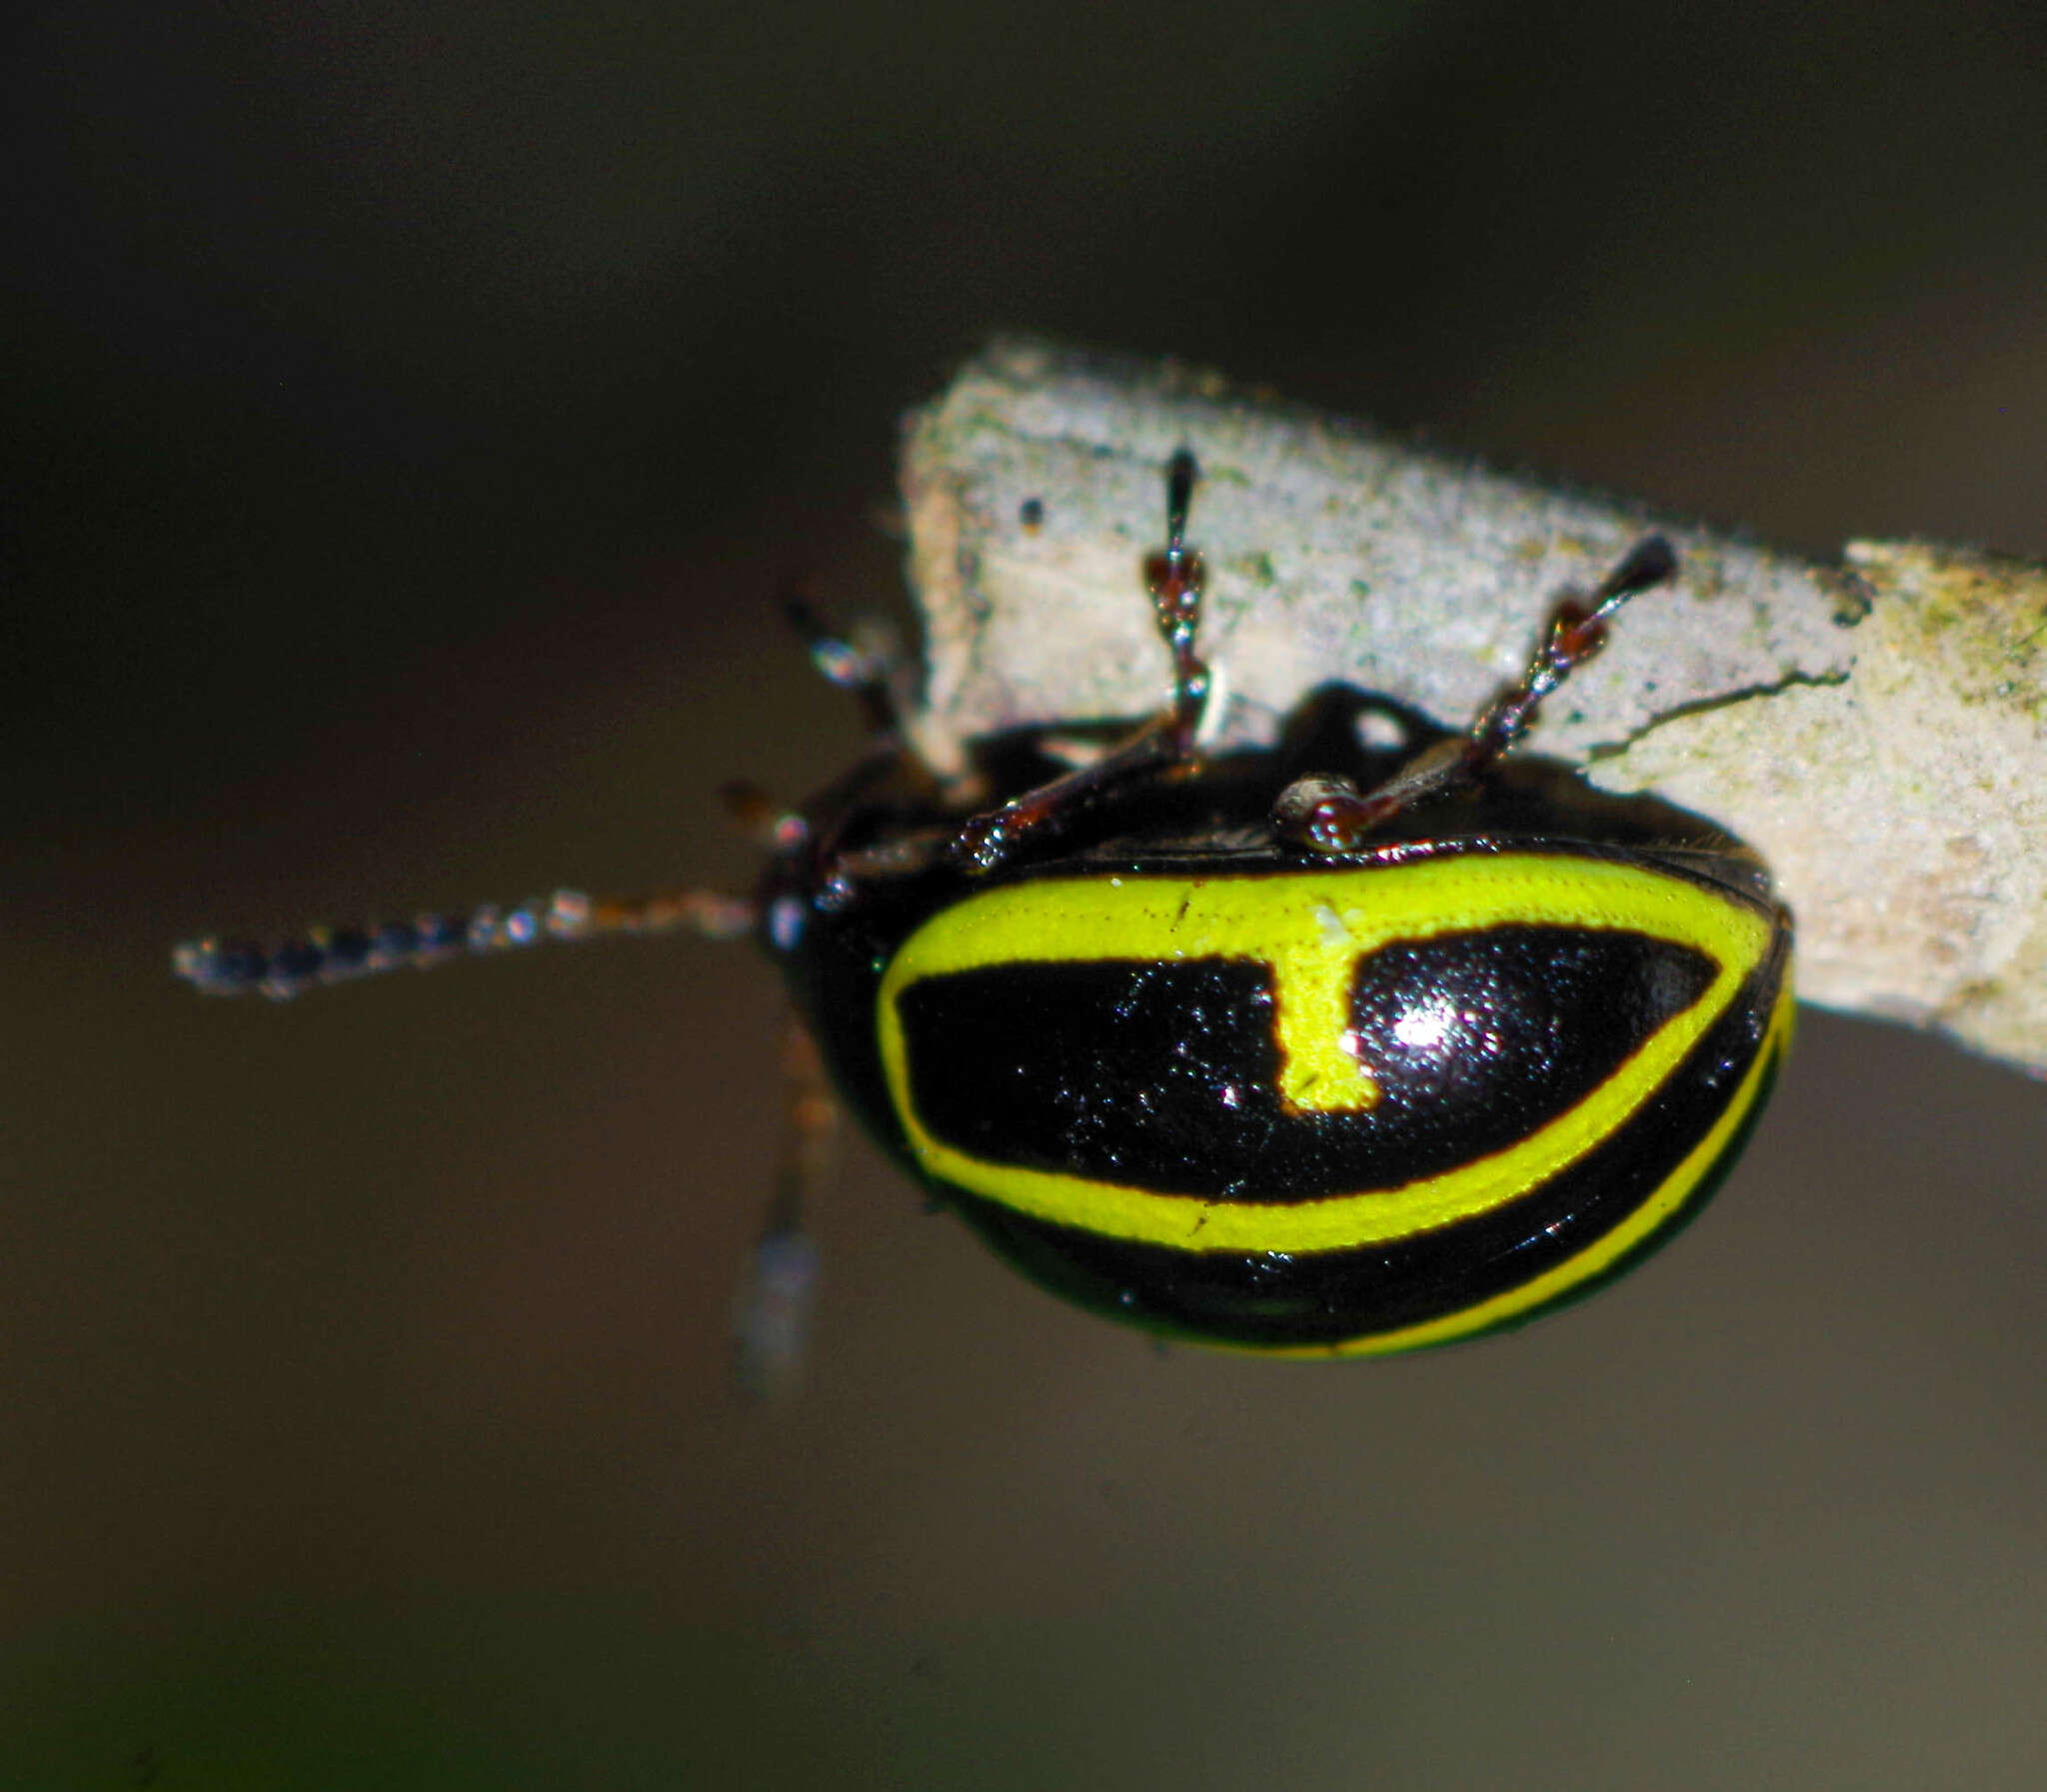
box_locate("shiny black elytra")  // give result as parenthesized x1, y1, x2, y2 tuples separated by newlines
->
(179, 451, 1792, 1359)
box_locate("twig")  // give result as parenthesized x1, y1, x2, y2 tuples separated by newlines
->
(900, 339, 2047, 1077)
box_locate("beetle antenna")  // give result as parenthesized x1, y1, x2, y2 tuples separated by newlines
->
(174, 887, 758, 999)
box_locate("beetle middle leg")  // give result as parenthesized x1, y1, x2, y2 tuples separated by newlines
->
(951, 448, 1211, 873)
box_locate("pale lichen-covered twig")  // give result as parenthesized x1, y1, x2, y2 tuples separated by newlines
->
(900, 339, 2047, 1077)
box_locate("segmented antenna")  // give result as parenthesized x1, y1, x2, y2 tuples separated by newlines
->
(174, 888, 758, 1000)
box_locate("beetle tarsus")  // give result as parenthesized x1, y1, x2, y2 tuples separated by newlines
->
(1466, 532, 1680, 765)
(944, 451, 1212, 873)
(1142, 447, 1209, 751)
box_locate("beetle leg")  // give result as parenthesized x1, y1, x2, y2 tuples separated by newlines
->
(1272, 534, 1678, 854)
(949, 719, 1186, 872)
(816, 825, 960, 891)
(1144, 447, 1211, 758)
(174, 886, 758, 998)
(784, 584, 964, 838)
(784, 585, 910, 744)
(1462, 534, 1678, 768)
(952, 449, 1208, 873)
(717, 779, 799, 846)
(732, 1020, 832, 1400)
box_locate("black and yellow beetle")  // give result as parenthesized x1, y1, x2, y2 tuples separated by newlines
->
(179, 449, 1792, 1358)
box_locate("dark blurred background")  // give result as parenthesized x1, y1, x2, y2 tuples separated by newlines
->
(7, 3, 2046, 1785)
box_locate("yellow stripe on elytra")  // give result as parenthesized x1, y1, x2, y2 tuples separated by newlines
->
(877, 854, 1774, 1255)
(1270, 973, 1795, 1357)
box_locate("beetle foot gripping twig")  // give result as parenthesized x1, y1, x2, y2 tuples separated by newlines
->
(1272, 534, 1680, 855)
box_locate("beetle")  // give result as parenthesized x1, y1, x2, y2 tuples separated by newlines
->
(179, 448, 1793, 1358)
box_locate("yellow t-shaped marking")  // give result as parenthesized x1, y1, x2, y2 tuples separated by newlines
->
(884, 874, 1404, 1115)
(877, 857, 1770, 1256)
(1265, 914, 1381, 1111)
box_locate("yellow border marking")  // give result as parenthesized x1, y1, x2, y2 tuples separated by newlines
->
(878, 854, 1775, 1254)
(1280, 973, 1795, 1355)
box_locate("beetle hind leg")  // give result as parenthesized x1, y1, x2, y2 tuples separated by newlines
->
(1272, 534, 1679, 855)
(1462, 533, 1677, 769)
